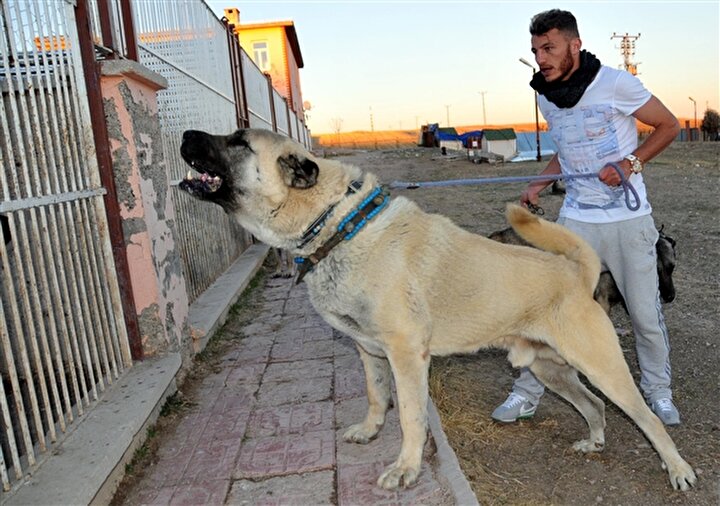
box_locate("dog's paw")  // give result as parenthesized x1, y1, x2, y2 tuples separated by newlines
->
(343, 423, 380, 444)
(572, 439, 605, 453)
(377, 461, 420, 489)
(666, 459, 697, 491)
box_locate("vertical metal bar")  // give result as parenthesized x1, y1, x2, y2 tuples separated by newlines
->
(119, 0, 138, 60)
(75, 0, 142, 361)
(266, 73, 278, 132)
(0, 359, 14, 489)
(1, 0, 49, 457)
(96, 0, 117, 55)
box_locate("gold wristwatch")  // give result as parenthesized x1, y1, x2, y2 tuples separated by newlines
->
(624, 154, 644, 174)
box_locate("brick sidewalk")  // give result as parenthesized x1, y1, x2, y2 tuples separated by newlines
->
(121, 277, 472, 505)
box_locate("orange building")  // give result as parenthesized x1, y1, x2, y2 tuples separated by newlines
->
(224, 8, 305, 116)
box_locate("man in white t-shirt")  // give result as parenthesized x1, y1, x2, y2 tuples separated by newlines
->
(492, 9, 682, 425)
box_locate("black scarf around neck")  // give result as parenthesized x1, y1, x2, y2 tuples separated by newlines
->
(530, 50, 601, 108)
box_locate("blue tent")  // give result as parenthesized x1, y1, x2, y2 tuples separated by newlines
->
(512, 132, 557, 161)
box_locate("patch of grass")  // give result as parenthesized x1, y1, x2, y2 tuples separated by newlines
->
(159, 392, 193, 417)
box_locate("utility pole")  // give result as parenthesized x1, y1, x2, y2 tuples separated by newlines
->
(444, 104, 451, 127)
(478, 91, 487, 125)
(369, 106, 374, 132)
(689, 96, 697, 134)
(611, 32, 641, 75)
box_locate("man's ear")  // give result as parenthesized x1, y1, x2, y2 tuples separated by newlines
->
(277, 154, 319, 189)
(571, 37, 582, 55)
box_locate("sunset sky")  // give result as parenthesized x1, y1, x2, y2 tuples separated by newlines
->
(207, 1, 719, 134)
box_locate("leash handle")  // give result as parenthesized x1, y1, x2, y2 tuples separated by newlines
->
(607, 162, 641, 211)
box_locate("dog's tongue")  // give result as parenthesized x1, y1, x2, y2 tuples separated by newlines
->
(185, 171, 223, 192)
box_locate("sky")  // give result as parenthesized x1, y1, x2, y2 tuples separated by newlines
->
(206, 1, 720, 134)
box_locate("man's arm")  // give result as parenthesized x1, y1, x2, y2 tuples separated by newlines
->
(599, 95, 680, 186)
(521, 153, 562, 206)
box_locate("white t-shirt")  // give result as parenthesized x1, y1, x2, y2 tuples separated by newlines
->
(539, 66, 653, 223)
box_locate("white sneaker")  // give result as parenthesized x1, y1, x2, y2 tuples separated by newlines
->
(491, 392, 537, 423)
(652, 398, 680, 426)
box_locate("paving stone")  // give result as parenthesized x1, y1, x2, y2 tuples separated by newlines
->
(166, 480, 231, 506)
(234, 431, 335, 479)
(225, 362, 267, 386)
(157, 413, 211, 451)
(335, 366, 367, 401)
(260, 298, 286, 315)
(128, 484, 175, 505)
(181, 439, 243, 482)
(334, 336, 357, 357)
(256, 376, 333, 406)
(211, 385, 257, 414)
(263, 358, 333, 382)
(246, 401, 334, 437)
(335, 398, 403, 466)
(270, 338, 334, 361)
(274, 325, 334, 343)
(198, 409, 251, 445)
(235, 335, 275, 364)
(337, 461, 451, 506)
(226, 471, 334, 505)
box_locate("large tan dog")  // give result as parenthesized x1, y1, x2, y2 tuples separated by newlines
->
(178, 128, 696, 492)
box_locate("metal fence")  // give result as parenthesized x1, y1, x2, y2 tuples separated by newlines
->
(129, 0, 311, 302)
(132, 0, 253, 302)
(0, 0, 132, 491)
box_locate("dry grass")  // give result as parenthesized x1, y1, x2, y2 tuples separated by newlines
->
(429, 356, 541, 505)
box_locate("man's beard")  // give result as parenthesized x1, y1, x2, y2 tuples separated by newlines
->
(554, 46, 576, 82)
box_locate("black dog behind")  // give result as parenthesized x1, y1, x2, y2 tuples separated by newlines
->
(488, 225, 676, 314)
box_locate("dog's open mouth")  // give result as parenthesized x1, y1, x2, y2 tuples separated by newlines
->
(182, 168, 223, 193)
(178, 158, 225, 197)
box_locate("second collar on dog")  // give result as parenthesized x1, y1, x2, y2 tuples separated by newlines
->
(296, 180, 364, 249)
(294, 186, 389, 284)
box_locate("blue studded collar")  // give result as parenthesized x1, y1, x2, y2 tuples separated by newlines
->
(294, 186, 389, 284)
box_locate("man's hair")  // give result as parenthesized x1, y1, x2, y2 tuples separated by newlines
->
(529, 9, 579, 38)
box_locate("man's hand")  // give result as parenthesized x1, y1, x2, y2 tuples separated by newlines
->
(521, 184, 543, 207)
(599, 160, 632, 187)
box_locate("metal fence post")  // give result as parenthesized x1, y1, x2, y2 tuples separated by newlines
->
(75, 0, 143, 360)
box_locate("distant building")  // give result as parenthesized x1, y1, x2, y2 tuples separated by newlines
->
(482, 128, 517, 160)
(224, 8, 305, 115)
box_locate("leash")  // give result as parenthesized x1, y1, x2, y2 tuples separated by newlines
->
(388, 163, 641, 211)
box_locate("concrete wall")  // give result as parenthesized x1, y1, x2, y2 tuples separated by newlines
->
(100, 60, 190, 356)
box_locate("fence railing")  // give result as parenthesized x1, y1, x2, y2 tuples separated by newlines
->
(0, 0, 132, 492)
(95, 0, 311, 302)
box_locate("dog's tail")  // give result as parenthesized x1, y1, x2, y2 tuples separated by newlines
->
(506, 204, 601, 293)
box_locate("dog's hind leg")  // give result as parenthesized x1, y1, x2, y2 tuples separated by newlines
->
(343, 345, 393, 444)
(529, 352, 606, 452)
(561, 312, 696, 491)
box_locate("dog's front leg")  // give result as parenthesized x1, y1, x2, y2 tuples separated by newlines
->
(343, 345, 393, 443)
(377, 341, 430, 489)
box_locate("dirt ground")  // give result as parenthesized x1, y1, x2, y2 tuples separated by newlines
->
(336, 141, 719, 505)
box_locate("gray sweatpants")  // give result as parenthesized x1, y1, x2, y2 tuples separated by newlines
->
(512, 214, 673, 404)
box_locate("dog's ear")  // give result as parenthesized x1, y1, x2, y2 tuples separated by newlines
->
(277, 154, 319, 189)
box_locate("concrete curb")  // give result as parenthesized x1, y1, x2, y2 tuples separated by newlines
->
(427, 400, 479, 505)
(188, 243, 270, 353)
(4, 353, 181, 506)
